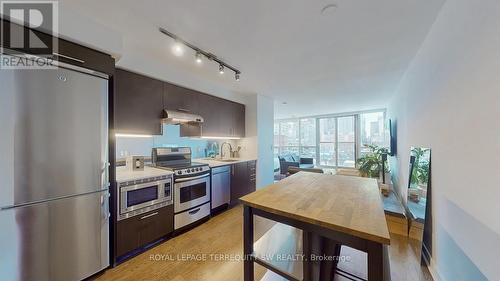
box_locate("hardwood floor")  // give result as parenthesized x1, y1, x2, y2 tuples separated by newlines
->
(96, 206, 432, 281)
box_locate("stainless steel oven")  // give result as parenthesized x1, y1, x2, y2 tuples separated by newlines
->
(152, 147, 211, 230)
(174, 172, 211, 213)
(118, 174, 172, 220)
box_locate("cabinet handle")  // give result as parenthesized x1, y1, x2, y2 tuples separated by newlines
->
(52, 52, 85, 64)
(188, 208, 201, 215)
(140, 212, 159, 220)
(177, 108, 190, 112)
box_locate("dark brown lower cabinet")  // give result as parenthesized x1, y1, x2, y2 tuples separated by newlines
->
(230, 161, 257, 206)
(116, 205, 174, 258)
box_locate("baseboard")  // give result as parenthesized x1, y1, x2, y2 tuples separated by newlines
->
(422, 254, 443, 281)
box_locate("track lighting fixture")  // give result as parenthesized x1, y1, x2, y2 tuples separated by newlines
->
(159, 27, 241, 81)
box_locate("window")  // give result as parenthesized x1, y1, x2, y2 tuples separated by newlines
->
(273, 123, 280, 171)
(300, 118, 316, 163)
(337, 116, 355, 167)
(360, 112, 387, 156)
(274, 110, 386, 169)
(279, 121, 299, 147)
(277, 120, 299, 157)
(319, 118, 336, 166)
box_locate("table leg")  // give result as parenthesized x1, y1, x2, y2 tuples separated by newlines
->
(367, 241, 386, 281)
(243, 206, 254, 281)
(303, 231, 312, 281)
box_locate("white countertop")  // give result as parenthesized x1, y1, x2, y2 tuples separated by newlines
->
(194, 158, 257, 168)
(116, 166, 174, 182)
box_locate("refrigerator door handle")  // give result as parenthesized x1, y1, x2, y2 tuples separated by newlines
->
(101, 192, 110, 222)
(101, 162, 110, 189)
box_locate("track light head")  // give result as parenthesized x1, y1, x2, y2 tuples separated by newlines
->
(219, 64, 224, 74)
(195, 52, 202, 64)
(235, 72, 240, 81)
(172, 41, 184, 56)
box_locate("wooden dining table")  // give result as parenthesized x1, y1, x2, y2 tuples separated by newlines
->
(240, 172, 391, 281)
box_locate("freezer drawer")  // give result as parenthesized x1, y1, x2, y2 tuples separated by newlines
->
(211, 166, 231, 210)
(0, 191, 109, 281)
(174, 202, 210, 230)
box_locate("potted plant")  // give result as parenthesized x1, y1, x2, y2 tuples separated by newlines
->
(357, 144, 390, 179)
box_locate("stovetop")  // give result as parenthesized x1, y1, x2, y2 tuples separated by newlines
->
(155, 162, 208, 170)
(153, 162, 210, 177)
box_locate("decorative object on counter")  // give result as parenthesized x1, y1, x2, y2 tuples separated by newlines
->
(206, 142, 219, 158)
(356, 144, 390, 179)
(126, 156, 145, 171)
(231, 146, 242, 158)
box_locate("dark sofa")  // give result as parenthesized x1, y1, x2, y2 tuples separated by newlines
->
(278, 153, 314, 175)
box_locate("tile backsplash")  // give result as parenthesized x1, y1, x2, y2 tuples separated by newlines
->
(116, 124, 210, 159)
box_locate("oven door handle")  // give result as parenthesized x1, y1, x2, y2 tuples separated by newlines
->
(175, 173, 210, 182)
(188, 208, 201, 215)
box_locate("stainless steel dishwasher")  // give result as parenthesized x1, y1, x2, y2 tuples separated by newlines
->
(211, 165, 231, 211)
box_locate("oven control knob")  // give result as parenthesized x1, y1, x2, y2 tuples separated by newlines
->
(191, 168, 195, 172)
(177, 171, 182, 175)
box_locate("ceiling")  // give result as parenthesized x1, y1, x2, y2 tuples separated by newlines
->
(59, 0, 445, 119)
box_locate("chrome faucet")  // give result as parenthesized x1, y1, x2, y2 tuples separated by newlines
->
(220, 142, 232, 159)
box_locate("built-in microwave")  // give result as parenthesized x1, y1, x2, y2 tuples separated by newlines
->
(118, 175, 173, 221)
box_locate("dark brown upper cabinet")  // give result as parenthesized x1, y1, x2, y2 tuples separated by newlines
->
(163, 83, 199, 114)
(1, 18, 115, 75)
(114, 69, 164, 135)
(233, 103, 246, 137)
(114, 70, 245, 138)
(163, 82, 245, 138)
(194, 97, 245, 138)
(57, 38, 115, 75)
(198, 93, 223, 136)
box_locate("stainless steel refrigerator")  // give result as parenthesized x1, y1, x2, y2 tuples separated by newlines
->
(0, 57, 110, 281)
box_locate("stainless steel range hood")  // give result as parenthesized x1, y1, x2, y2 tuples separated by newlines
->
(162, 109, 204, 125)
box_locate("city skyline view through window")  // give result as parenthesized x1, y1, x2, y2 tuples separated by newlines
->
(274, 110, 387, 168)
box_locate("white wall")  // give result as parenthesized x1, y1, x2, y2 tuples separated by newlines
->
(387, 0, 500, 280)
(238, 94, 274, 188)
(256, 95, 274, 188)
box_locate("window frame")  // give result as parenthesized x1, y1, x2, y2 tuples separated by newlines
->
(274, 109, 387, 169)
